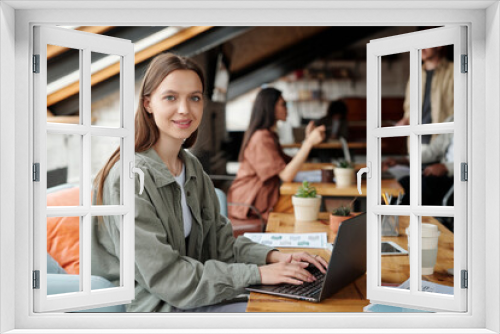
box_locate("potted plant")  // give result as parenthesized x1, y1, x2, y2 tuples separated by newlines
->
(334, 160, 355, 187)
(292, 181, 322, 221)
(330, 204, 358, 233)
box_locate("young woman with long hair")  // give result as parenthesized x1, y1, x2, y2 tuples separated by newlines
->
(227, 87, 326, 221)
(91, 54, 327, 313)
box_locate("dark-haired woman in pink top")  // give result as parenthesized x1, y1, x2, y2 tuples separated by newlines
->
(228, 87, 325, 220)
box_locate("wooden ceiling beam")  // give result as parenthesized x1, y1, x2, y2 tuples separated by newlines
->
(47, 26, 115, 59)
(47, 26, 213, 107)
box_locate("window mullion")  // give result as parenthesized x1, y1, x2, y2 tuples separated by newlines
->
(46, 124, 130, 137)
(365, 44, 379, 301)
(408, 47, 421, 296)
(372, 205, 411, 216)
(121, 51, 135, 295)
(81, 214, 91, 294)
(81, 48, 92, 294)
(373, 126, 411, 138)
(412, 123, 454, 135)
(45, 205, 130, 217)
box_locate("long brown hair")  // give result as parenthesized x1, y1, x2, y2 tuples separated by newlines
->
(94, 53, 205, 204)
(238, 87, 282, 161)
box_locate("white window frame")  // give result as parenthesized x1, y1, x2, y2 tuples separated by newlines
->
(366, 26, 467, 312)
(33, 25, 136, 313)
(1, 2, 498, 333)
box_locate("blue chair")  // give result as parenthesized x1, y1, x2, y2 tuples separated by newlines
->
(47, 253, 126, 312)
(214, 188, 228, 217)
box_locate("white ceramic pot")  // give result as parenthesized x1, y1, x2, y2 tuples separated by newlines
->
(334, 167, 354, 187)
(292, 195, 322, 221)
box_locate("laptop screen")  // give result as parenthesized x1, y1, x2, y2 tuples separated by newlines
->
(319, 212, 367, 300)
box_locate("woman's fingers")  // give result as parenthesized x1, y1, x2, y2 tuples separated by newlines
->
(305, 255, 327, 274)
(313, 255, 329, 273)
(285, 264, 315, 283)
(292, 252, 328, 274)
(260, 255, 329, 285)
(277, 262, 314, 283)
(283, 277, 304, 285)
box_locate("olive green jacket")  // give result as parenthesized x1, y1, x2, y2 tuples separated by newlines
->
(91, 148, 273, 312)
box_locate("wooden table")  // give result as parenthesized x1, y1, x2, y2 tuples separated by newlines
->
(300, 162, 366, 171)
(281, 141, 367, 150)
(246, 212, 454, 312)
(274, 179, 403, 213)
(280, 179, 402, 197)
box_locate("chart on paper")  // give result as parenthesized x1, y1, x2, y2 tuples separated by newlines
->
(243, 232, 328, 249)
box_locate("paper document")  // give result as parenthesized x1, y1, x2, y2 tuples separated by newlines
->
(243, 232, 328, 249)
(397, 278, 453, 295)
(388, 165, 411, 180)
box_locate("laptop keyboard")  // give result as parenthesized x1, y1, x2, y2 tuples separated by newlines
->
(268, 266, 325, 298)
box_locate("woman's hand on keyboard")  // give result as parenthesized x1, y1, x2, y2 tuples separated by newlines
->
(266, 251, 328, 274)
(258, 262, 316, 285)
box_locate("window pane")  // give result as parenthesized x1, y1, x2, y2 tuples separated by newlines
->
(91, 215, 121, 290)
(420, 216, 454, 296)
(91, 52, 121, 128)
(420, 134, 454, 206)
(418, 45, 454, 128)
(380, 215, 410, 289)
(91, 136, 121, 205)
(381, 136, 409, 205)
(380, 52, 409, 127)
(47, 216, 81, 294)
(47, 133, 81, 201)
(47, 45, 81, 125)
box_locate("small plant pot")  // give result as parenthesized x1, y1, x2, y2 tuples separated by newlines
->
(334, 167, 354, 187)
(329, 212, 359, 233)
(292, 195, 322, 221)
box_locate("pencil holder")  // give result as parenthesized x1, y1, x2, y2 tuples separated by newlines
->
(381, 215, 399, 236)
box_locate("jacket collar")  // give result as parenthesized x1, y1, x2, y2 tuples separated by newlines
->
(140, 148, 197, 188)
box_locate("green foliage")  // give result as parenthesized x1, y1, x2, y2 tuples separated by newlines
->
(332, 205, 351, 216)
(336, 160, 354, 168)
(295, 181, 317, 198)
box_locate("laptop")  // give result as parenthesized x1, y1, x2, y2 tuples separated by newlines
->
(246, 213, 367, 302)
(339, 136, 352, 163)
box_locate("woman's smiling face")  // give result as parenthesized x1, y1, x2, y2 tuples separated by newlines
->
(144, 69, 204, 144)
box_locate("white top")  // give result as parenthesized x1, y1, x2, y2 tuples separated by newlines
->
(173, 164, 192, 238)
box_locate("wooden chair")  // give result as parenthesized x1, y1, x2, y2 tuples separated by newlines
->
(227, 202, 266, 237)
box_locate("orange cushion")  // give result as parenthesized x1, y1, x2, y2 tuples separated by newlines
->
(46, 187, 80, 274)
